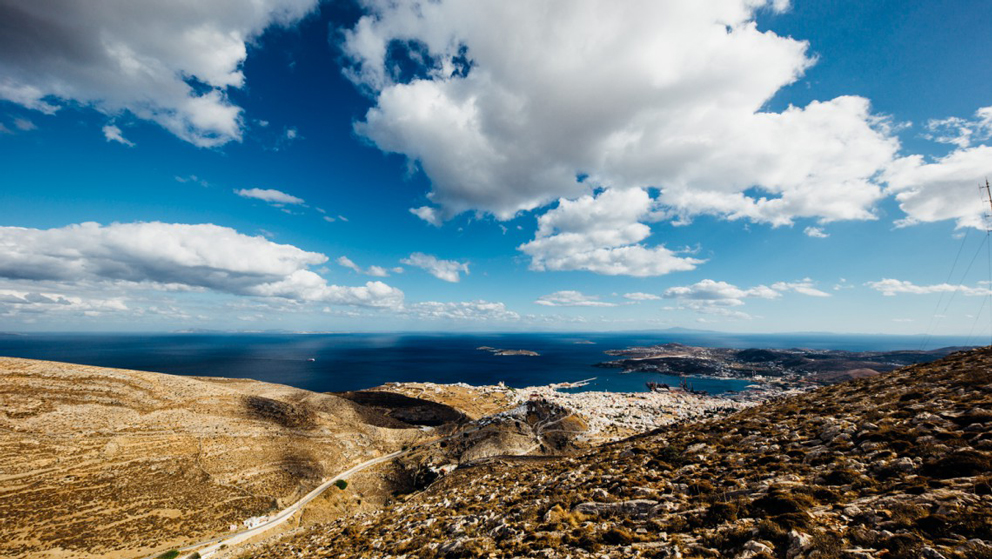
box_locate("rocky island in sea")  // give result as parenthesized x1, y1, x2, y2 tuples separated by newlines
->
(477, 346, 541, 357)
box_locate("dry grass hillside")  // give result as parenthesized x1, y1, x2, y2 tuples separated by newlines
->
(244, 347, 992, 559)
(0, 357, 425, 559)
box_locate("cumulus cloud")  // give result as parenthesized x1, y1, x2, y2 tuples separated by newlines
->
(519, 188, 703, 276)
(336, 256, 392, 277)
(866, 278, 992, 297)
(341, 0, 898, 226)
(407, 300, 519, 321)
(535, 291, 616, 307)
(665, 279, 779, 307)
(663, 279, 780, 320)
(0, 222, 403, 307)
(401, 252, 469, 282)
(885, 144, 992, 229)
(0, 0, 318, 147)
(804, 226, 829, 238)
(235, 188, 305, 206)
(102, 124, 134, 146)
(662, 277, 827, 318)
(624, 292, 662, 301)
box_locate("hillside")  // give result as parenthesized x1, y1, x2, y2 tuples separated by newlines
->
(244, 347, 992, 559)
(0, 357, 427, 559)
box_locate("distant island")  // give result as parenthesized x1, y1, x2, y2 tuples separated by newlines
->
(595, 342, 971, 391)
(476, 346, 540, 357)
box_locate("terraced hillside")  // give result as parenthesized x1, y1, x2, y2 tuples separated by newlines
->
(245, 347, 992, 559)
(0, 357, 424, 559)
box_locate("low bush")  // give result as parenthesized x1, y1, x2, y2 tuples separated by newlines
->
(923, 451, 991, 479)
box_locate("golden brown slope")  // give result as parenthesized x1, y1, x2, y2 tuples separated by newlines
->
(0, 357, 424, 559)
(244, 347, 992, 559)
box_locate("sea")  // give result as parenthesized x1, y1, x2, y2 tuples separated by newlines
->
(0, 331, 976, 395)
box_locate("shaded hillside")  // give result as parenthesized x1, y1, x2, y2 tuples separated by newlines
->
(336, 390, 469, 427)
(246, 347, 992, 559)
(0, 357, 424, 559)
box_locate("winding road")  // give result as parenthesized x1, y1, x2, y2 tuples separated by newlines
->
(143, 449, 407, 559)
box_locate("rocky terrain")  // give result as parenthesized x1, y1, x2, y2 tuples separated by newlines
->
(243, 347, 992, 559)
(0, 357, 428, 559)
(597, 343, 967, 389)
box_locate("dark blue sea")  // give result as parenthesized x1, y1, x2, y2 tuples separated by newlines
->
(0, 332, 975, 395)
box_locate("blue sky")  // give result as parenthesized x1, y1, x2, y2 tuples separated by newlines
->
(1, 0, 991, 335)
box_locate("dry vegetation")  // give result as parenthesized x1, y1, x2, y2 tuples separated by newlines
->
(242, 347, 992, 559)
(0, 357, 425, 559)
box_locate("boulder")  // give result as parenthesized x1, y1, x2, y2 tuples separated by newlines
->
(574, 499, 660, 519)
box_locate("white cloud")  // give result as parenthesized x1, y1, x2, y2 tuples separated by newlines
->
(102, 124, 134, 147)
(804, 226, 829, 238)
(0, 222, 403, 308)
(401, 252, 469, 282)
(866, 278, 992, 297)
(13, 118, 35, 131)
(410, 206, 442, 227)
(235, 188, 305, 206)
(624, 292, 662, 301)
(923, 106, 992, 149)
(535, 290, 616, 307)
(664, 278, 829, 316)
(407, 300, 519, 321)
(885, 144, 992, 229)
(342, 1, 898, 226)
(0, 288, 128, 318)
(175, 175, 208, 187)
(337, 256, 361, 273)
(519, 188, 703, 276)
(337, 256, 392, 277)
(771, 278, 831, 297)
(0, 0, 318, 147)
(665, 279, 779, 307)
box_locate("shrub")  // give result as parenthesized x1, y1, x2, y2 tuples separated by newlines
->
(688, 479, 715, 495)
(334, 479, 348, 490)
(601, 527, 634, 545)
(704, 502, 739, 525)
(923, 451, 991, 479)
(155, 552, 180, 559)
(752, 492, 813, 516)
(822, 468, 861, 486)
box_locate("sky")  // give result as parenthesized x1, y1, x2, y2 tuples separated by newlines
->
(1, 0, 992, 335)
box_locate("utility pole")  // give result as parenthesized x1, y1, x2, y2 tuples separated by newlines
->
(985, 178, 992, 347)
(985, 178, 992, 223)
